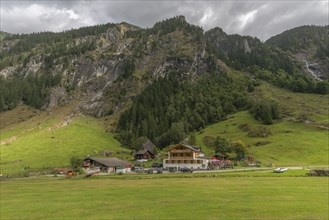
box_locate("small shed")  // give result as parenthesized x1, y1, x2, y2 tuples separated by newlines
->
(83, 157, 132, 173)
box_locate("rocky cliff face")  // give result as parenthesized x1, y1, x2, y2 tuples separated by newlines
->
(205, 27, 260, 55)
(0, 17, 212, 116)
(0, 17, 326, 117)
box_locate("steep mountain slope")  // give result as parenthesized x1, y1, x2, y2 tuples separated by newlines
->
(205, 27, 296, 74)
(266, 25, 329, 80)
(0, 17, 328, 173)
(205, 26, 329, 95)
(1, 18, 327, 116)
(0, 16, 210, 117)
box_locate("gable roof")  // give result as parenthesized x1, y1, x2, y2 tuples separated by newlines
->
(168, 144, 201, 152)
(134, 139, 157, 156)
(135, 149, 154, 156)
(85, 157, 131, 167)
(143, 139, 156, 153)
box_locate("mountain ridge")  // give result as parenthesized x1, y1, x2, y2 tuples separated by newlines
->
(0, 16, 328, 173)
(0, 16, 328, 138)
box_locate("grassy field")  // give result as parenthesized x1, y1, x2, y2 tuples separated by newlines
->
(1, 173, 328, 219)
(196, 111, 328, 166)
(196, 84, 328, 166)
(0, 106, 129, 174)
(254, 83, 329, 123)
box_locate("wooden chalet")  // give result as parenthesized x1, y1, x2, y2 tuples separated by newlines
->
(163, 144, 208, 170)
(134, 140, 157, 160)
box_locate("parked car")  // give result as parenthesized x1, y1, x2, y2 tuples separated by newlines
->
(134, 166, 145, 173)
(152, 163, 163, 168)
(145, 168, 163, 174)
(146, 168, 154, 174)
(180, 167, 193, 173)
(273, 167, 288, 173)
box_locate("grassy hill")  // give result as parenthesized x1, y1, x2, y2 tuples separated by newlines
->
(196, 83, 328, 166)
(1, 82, 327, 174)
(0, 105, 130, 175)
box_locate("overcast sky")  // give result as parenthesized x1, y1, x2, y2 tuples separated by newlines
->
(1, 0, 328, 41)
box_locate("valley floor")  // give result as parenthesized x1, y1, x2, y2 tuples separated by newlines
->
(1, 171, 328, 219)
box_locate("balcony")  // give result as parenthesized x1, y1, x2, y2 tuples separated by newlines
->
(168, 156, 194, 160)
(170, 149, 192, 153)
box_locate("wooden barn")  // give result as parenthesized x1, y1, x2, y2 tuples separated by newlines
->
(83, 157, 132, 173)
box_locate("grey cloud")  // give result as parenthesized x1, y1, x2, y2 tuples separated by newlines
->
(1, 1, 328, 41)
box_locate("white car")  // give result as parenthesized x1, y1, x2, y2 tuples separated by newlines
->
(273, 167, 288, 173)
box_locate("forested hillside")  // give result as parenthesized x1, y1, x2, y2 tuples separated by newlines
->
(117, 71, 253, 148)
(266, 25, 328, 53)
(0, 16, 328, 152)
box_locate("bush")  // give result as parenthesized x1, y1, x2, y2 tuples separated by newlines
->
(231, 140, 248, 160)
(250, 100, 281, 124)
(70, 156, 83, 172)
(248, 126, 271, 137)
(238, 123, 251, 132)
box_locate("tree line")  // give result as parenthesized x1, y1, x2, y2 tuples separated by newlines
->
(116, 71, 255, 148)
(0, 73, 61, 111)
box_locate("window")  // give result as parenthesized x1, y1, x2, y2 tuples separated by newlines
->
(184, 160, 188, 164)
(178, 160, 181, 164)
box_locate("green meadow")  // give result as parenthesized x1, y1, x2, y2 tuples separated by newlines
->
(196, 111, 328, 166)
(0, 107, 129, 174)
(1, 173, 328, 219)
(196, 84, 329, 166)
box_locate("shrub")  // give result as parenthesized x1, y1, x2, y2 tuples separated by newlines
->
(250, 100, 281, 124)
(70, 156, 83, 172)
(248, 126, 271, 137)
(238, 123, 251, 132)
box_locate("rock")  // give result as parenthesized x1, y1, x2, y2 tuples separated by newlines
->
(309, 169, 329, 176)
(48, 87, 68, 108)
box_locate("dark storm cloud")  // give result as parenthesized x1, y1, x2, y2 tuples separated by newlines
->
(1, 1, 328, 40)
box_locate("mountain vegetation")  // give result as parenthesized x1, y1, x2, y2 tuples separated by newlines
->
(266, 25, 329, 54)
(117, 71, 254, 148)
(0, 16, 328, 170)
(206, 27, 329, 94)
(266, 25, 329, 80)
